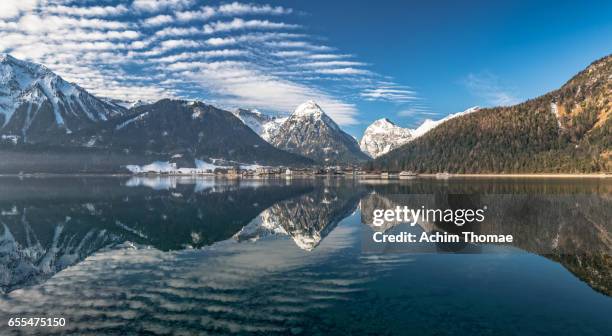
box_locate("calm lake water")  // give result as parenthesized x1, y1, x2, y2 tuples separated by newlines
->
(0, 177, 611, 335)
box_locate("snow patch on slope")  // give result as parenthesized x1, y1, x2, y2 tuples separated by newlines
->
(231, 108, 286, 142)
(359, 118, 413, 158)
(550, 102, 563, 128)
(411, 106, 480, 139)
(116, 112, 149, 130)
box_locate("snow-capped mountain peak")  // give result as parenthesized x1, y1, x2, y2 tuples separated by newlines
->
(359, 118, 413, 158)
(290, 100, 341, 132)
(293, 100, 324, 117)
(369, 118, 399, 131)
(359, 106, 481, 158)
(0, 54, 125, 142)
(270, 101, 369, 164)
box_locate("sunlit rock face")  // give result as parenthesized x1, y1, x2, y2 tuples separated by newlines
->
(231, 108, 287, 142)
(359, 118, 413, 158)
(270, 101, 370, 164)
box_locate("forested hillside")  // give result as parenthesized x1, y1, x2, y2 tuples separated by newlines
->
(368, 55, 611, 173)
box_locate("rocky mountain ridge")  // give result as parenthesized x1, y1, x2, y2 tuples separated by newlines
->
(269, 101, 370, 164)
(0, 54, 125, 142)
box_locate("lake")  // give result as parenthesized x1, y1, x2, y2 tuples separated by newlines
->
(0, 176, 611, 335)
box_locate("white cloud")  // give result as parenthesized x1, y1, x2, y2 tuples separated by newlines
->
(153, 26, 199, 38)
(141, 59, 358, 123)
(317, 68, 371, 75)
(0, 0, 38, 19)
(153, 49, 248, 63)
(45, 5, 129, 17)
(397, 106, 434, 117)
(155, 39, 201, 53)
(361, 85, 417, 103)
(132, 0, 194, 13)
(205, 36, 236, 46)
(143, 14, 173, 27)
(203, 18, 298, 34)
(0, 1, 419, 126)
(218, 2, 292, 16)
(272, 50, 308, 58)
(175, 2, 292, 22)
(464, 72, 520, 106)
(307, 54, 352, 60)
(57, 30, 140, 41)
(17, 14, 129, 32)
(175, 6, 216, 22)
(302, 61, 366, 68)
(129, 40, 150, 50)
(203, 32, 303, 47)
(265, 41, 332, 51)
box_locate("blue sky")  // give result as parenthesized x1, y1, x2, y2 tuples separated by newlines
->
(1, 0, 611, 137)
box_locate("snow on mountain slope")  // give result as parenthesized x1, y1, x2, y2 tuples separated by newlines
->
(359, 118, 413, 158)
(360, 107, 480, 158)
(231, 108, 287, 142)
(0, 221, 121, 293)
(411, 106, 480, 139)
(104, 98, 148, 110)
(0, 54, 125, 142)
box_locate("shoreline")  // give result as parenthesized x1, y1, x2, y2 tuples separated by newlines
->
(417, 173, 611, 178)
(0, 172, 610, 179)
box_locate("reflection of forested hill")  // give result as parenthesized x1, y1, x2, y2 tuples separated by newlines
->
(360, 192, 612, 296)
(360, 178, 612, 195)
(0, 177, 312, 293)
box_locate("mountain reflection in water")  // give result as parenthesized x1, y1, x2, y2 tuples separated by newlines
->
(0, 177, 611, 335)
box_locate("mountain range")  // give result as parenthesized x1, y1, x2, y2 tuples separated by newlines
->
(59, 99, 313, 166)
(0, 54, 125, 143)
(0, 53, 610, 173)
(233, 101, 371, 164)
(268, 101, 369, 164)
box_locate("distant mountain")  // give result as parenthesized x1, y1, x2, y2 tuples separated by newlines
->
(103, 98, 148, 110)
(360, 108, 480, 158)
(270, 101, 370, 165)
(61, 99, 313, 166)
(231, 108, 287, 142)
(0, 54, 125, 142)
(360, 118, 413, 158)
(369, 55, 612, 173)
(409, 106, 481, 139)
